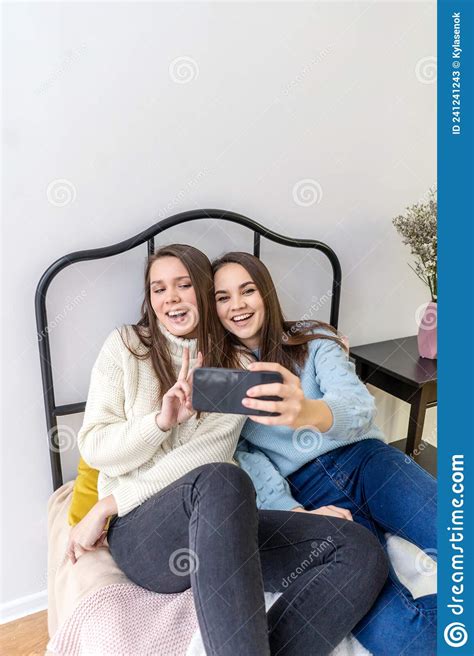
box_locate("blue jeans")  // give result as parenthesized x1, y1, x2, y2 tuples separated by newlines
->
(108, 462, 388, 655)
(288, 439, 437, 656)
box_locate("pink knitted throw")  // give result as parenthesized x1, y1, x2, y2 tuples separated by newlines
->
(47, 583, 198, 655)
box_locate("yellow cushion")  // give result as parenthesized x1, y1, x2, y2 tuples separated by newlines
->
(68, 457, 100, 526)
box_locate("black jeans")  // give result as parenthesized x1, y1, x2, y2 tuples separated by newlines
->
(108, 463, 388, 656)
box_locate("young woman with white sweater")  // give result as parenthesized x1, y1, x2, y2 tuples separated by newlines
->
(67, 244, 388, 656)
(212, 251, 437, 656)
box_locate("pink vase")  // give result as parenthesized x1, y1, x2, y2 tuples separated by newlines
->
(417, 301, 437, 359)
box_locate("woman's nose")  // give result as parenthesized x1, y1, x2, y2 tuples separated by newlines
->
(231, 297, 246, 311)
(165, 290, 180, 304)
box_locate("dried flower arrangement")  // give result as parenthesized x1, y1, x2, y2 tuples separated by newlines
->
(392, 188, 437, 302)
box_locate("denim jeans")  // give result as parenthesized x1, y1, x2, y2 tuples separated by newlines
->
(108, 462, 388, 656)
(288, 438, 437, 656)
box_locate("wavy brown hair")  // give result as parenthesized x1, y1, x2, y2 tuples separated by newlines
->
(123, 244, 237, 400)
(212, 251, 348, 374)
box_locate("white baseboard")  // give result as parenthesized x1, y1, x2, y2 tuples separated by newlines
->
(0, 589, 48, 624)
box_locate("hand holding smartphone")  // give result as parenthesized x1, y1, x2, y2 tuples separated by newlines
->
(192, 368, 283, 416)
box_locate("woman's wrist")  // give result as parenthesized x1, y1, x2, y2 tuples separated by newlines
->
(155, 412, 170, 432)
(95, 494, 118, 519)
(295, 399, 333, 432)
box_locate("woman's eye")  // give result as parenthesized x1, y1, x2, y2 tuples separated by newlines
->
(153, 288, 164, 294)
(216, 296, 229, 303)
(243, 288, 256, 295)
(178, 284, 192, 289)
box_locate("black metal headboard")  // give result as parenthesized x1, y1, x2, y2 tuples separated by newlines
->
(35, 209, 342, 490)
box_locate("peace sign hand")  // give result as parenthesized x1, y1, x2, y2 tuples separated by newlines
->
(156, 347, 204, 431)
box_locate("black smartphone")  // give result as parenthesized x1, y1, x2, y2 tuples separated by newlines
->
(192, 367, 283, 416)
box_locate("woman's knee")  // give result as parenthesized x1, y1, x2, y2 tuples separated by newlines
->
(342, 521, 389, 595)
(192, 462, 256, 499)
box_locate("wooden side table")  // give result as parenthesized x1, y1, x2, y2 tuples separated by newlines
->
(350, 336, 437, 475)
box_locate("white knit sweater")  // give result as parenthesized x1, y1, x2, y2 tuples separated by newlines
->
(77, 324, 246, 516)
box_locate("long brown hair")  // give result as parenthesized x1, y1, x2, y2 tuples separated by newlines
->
(123, 244, 233, 399)
(212, 251, 348, 374)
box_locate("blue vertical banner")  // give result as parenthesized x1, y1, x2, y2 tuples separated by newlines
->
(438, 0, 474, 654)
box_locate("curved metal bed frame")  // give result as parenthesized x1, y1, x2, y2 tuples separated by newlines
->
(35, 208, 342, 490)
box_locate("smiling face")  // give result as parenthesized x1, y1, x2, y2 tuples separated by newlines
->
(214, 262, 265, 350)
(149, 256, 199, 338)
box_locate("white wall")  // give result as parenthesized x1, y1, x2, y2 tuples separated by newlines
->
(1, 1, 436, 615)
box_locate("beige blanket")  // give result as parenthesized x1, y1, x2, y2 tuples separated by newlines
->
(47, 481, 130, 638)
(47, 482, 199, 656)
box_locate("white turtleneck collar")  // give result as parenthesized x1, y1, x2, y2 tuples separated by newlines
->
(157, 320, 199, 359)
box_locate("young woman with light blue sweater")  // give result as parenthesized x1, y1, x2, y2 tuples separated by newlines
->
(213, 251, 437, 656)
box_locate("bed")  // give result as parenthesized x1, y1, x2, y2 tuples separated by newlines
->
(36, 208, 435, 655)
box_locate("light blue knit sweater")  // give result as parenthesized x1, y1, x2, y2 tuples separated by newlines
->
(235, 334, 386, 511)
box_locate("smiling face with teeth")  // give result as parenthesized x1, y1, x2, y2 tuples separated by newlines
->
(214, 262, 265, 350)
(149, 256, 199, 338)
